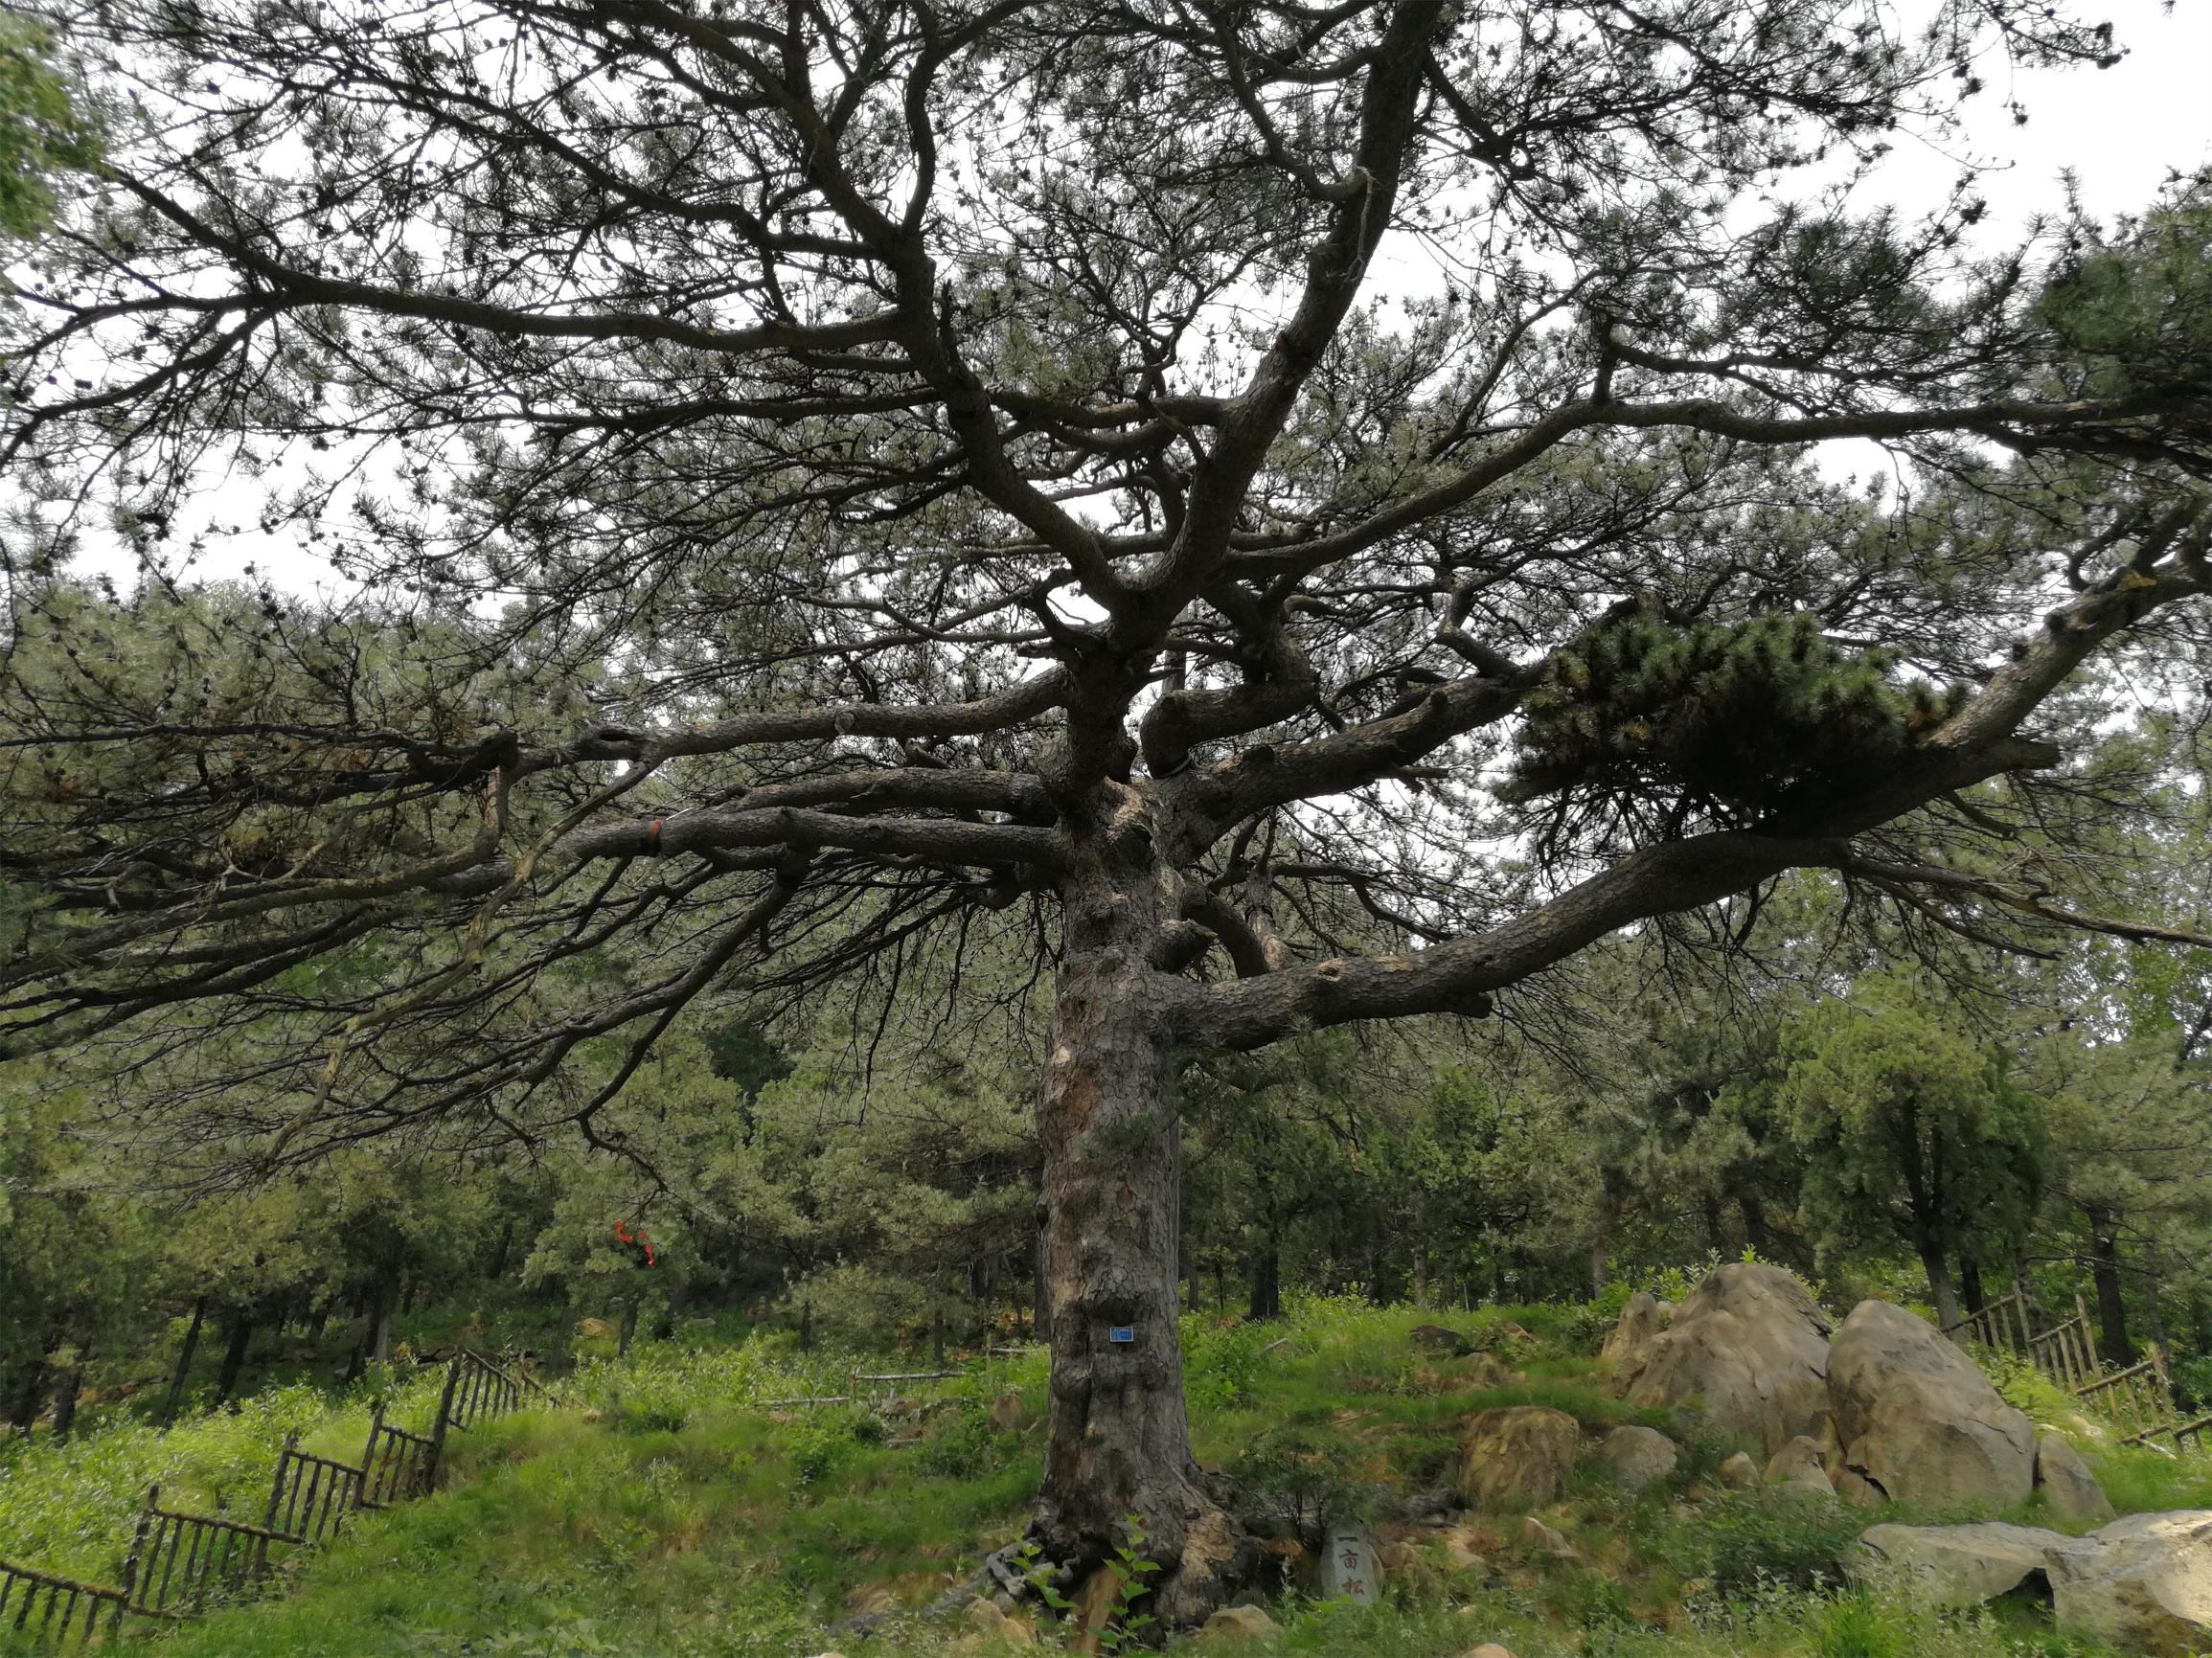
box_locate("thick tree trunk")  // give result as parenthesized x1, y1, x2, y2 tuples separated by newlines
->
(1918, 1242, 1963, 1334)
(1032, 858, 1241, 1628)
(50, 1368, 81, 1441)
(216, 1314, 255, 1403)
(1246, 1237, 1282, 1322)
(1737, 1192, 1771, 1258)
(365, 1279, 396, 1367)
(2086, 1205, 2133, 1365)
(1958, 1250, 1986, 1321)
(163, 1298, 207, 1426)
(8, 1356, 48, 1434)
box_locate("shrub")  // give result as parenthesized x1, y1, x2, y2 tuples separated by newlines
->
(1812, 1591, 1904, 1658)
(784, 1406, 879, 1487)
(1664, 1490, 1868, 1596)
(914, 1404, 997, 1480)
(615, 1400, 690, 1436)
(1180, 1317, 1271, 1412)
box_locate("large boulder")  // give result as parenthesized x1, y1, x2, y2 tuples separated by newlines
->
(1764, 1434, 1836, 1498)
(1827, 1299, 2035, 1510)
(1850, 1521, 2069, 1606)
(1461, 1406, 1581, 1509)
(1617, 1263, 1833, 1454)
(1600, 1293, 1666, 1367)
(2036, 1431, 2116, 1524)
(1198, 1605, 1282, 1643)
(1597, 1424, 1678, 1491)
(2047, 1510, 2212, 1657)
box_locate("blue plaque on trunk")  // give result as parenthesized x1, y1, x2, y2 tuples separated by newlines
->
(1107, 1325, 1136, 1344)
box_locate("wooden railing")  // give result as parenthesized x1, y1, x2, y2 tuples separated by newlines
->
(267, 1435, 367, 1547)
(2027, 1311, 2101, 1393)
(356, 1406, 440, 1510)
(0, 1344, 555, 1646)
(2164, 1414, 2212, 1454)
(129, 1488, 301, 1618)
(1948, 1283, 2195, 1451)
(0, 1556, 148, 1648)
(1942, 1286, 2041, 1356)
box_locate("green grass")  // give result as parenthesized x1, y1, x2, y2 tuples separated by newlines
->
(1, 1294, 2177, 1657)
(0, 1367, 452, 1580)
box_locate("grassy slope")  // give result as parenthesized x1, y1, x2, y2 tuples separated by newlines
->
(9, 1297, 2210, 1658)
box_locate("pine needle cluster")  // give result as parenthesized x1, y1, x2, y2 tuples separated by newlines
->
(1501, 603, 1966, 830)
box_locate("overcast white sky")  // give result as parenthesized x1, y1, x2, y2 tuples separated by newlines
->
(1877, 0, 2212, 230)
(78, 0, 2212, 599)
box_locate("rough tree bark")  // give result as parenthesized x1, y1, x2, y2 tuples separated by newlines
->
(2085, 1203, 2135, 1365)
(215, 1314, 255, 1404)
(1918, 1242, 1964, 1334)
(162, 1297, 207, 1426)
(1031, 841, 1244, 1624)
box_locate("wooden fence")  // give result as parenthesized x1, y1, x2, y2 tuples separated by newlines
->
(0, 1347, 552, 1648)
(1947, 1283, 2197, 1451)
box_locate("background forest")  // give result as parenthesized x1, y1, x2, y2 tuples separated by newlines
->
(11, 794, 2209, 1439)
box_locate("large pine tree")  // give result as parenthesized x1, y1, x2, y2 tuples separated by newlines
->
(5, 0, 2212, 1619)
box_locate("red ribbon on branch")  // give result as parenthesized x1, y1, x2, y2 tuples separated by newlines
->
(613, 1218, 657, 1266)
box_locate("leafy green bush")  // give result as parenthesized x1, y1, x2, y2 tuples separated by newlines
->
(1811, 1591, 1904, 1658)
(1661, 1490, 1868, 1596)
(1225, 1425, 1362, 1534)
(1181, 1317, 1271, 1411)
(915, 1403, 998, 1480)
(777, 1405, 880, 1487)
(615, 1400, 690, 1436)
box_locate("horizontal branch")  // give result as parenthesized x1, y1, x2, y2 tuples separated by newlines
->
(1181, 537, 2212, 1048)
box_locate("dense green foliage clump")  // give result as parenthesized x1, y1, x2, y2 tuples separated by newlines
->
(1503, 606, 1964, 830)
(2041, 189, 2212, 401)
(0, 17, 97, 239)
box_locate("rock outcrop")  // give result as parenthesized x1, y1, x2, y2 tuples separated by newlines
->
(1827, 1299, 2035, 1509)
(1600, 1293, 1666, 1367)
(2036, 1430, 2116, 1523)
(1461, 1406, 1581, 1508)
(1597, 1424, 1678, 1491)
(1198, 1605, 1282, 1642)
(1851, 1520, 2067, 1605)
(1615, 1263, 1833, 1454)
(1854, 1511, 2212, 1656)
(1718, 1450, 1760, 1489)
(2045, 1510, 2212, 1657)
(1763, 1434, 1836, 1498)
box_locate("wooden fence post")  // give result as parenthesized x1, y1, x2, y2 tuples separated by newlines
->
(357, 1404, 385, 1508)
(110, 1489, 158, 1637)
(424, 1360, 462, 1493)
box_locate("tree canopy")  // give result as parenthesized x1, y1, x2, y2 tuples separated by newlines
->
(5, 0, 2212, 1621)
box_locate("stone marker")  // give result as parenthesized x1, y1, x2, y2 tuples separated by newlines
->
(1321, 1517, 1381, 1604)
